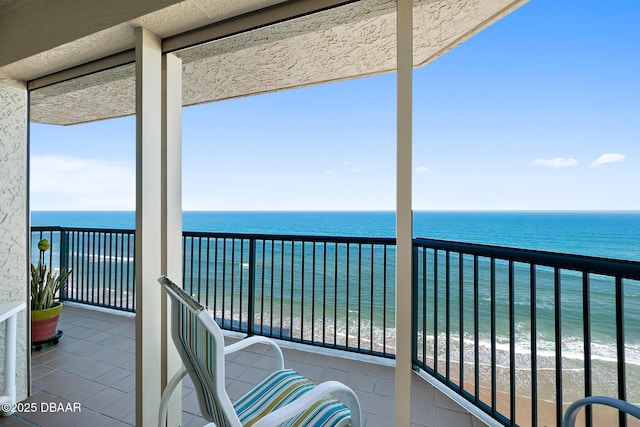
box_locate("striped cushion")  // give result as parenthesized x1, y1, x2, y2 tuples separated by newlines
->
(280, 396, 351, 427)
(180, 307, 230, 427)
(235, 369, 351, 427)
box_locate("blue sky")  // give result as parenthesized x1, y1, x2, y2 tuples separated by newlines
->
(30, 0, 639, 211)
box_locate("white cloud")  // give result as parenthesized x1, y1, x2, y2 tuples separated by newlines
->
(415, 166, 429, 173)
(339, 161, 361, 174)
(532, 158, 578, 168)
(322, 162, 362, 177)
(590, 153, 625, 167)
(31, 155, 135, 210)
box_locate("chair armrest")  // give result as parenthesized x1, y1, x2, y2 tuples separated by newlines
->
(224, 336, 284, 371)
(563, 396, 640, 427)
(252, 381, 361, 427)
(158, 367, 188, 427)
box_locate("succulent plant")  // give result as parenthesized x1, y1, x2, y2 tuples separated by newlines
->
(31, 239, 72, 311)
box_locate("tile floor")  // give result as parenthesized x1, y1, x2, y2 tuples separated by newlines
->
(0, 304, 485, 427)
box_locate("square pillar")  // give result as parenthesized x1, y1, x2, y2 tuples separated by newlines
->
(0, 78, 29, 404)
(395, 0, 414, 425)
(161, 52, 183, 426)
(135, 27, 163, 427)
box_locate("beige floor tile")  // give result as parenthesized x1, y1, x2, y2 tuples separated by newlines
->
(9, 305, 483, 426)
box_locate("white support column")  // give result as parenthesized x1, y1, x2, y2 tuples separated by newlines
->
(161, 52, 183, 426)
(395, 0, 413, 426)
(135, 27, 163, 427)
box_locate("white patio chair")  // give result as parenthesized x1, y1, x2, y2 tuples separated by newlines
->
(563, 396, 640, 427)
(158, 275, 361, 427)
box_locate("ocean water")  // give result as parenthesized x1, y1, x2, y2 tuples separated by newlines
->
(31, 210, 640, 406)
(31, 210, 640, 342)
(32, 210, 639, 260)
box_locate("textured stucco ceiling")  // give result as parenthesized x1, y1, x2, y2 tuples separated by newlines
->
(0, 0, 288, 80)
(23, 0, 528, 126)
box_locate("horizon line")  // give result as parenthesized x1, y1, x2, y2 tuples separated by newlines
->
(32, 209, 640, 213)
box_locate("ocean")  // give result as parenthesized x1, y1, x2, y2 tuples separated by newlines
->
(31, 210, 639, 261)
(31, 210, 640, 407)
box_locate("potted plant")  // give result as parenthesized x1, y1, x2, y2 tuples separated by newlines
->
(31, 238, 71, 345)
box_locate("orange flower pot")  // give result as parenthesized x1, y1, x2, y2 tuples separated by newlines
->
(31, 303, 62, 343)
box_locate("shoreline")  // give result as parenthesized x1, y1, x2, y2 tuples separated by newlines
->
(424, 356, 640, 427)
(214, 307, 640, 426)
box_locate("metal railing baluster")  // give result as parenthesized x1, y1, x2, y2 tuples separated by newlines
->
(554, 267, 563, 427)
(247, 238, 256, 336)
(509, 260, 516, 424)
(616, 276, 627, 427)
(459, 253, 464, 392)
(474, 255, 479, 403)
(491, 258, 497, 415)
(582, 271, 592, 427)
(446, 251, 451, 383)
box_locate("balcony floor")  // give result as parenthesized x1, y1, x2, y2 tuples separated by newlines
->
(1, 304, 485, 427)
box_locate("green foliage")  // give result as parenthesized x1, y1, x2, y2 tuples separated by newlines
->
(31, 239, 72, 311)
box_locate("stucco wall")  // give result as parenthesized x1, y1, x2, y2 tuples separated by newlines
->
(0, 78, 29, 402)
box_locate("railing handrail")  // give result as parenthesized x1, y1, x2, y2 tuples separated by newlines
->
(33, 225, 396, 245)
(35, 226, 640, 277)
(415, 237, 640, 280)
(31, 225, 135, 234)
(31, 225, 65, 231)
(184, 230, 397, 245)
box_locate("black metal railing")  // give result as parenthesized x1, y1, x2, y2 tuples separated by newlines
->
(32, 226, 135, 312)
(182, 231, 396, 357)
(30, 226, 640, 427)
(31, 227, 396, 356)
(413, 237, 640, 427)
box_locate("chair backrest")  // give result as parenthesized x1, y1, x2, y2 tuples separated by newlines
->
(158, 276, 240, 427)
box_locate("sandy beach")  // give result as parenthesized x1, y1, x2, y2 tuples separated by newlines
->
(238, 308, 640, 427)
(420, 354, 640, 427)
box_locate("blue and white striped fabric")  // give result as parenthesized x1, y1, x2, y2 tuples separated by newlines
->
(234, 369, 351, 426)
(177, 294, 352, 426)
(162, 276, 357, 427)
(180, 306, 230, 426)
